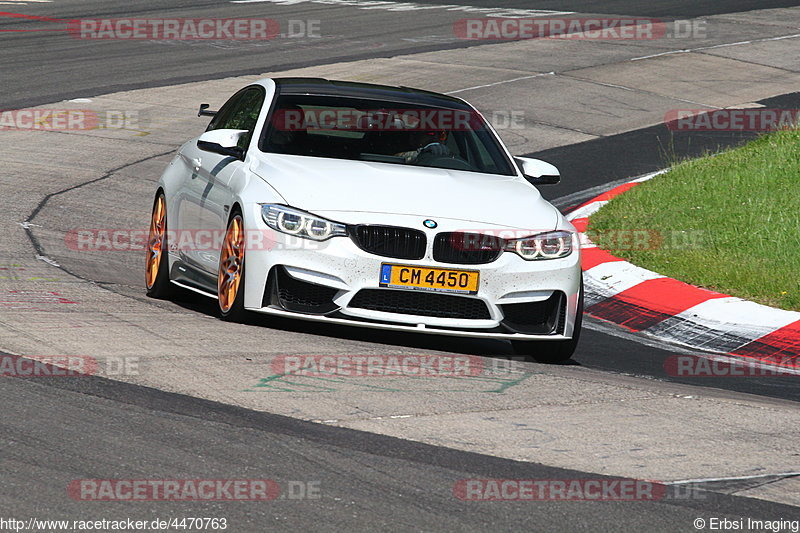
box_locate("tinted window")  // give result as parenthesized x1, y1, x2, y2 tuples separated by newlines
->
(259, 95, 515, 176)
(207, 87, 265, 149)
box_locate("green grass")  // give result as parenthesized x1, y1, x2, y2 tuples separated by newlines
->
(588, 128, 800, 311)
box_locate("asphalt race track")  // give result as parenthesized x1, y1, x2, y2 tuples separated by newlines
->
(2, 1, 800, 531)
(3, 0, 800, 110)
(2, 364, 799, 531)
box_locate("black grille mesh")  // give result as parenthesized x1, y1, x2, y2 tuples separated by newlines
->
(349, 289, 490, 320)
(499, 292, 564, 334)
(350, 225, 426, 260)
(278, 277, 338, 309)
(265, 266, 339, 314)
(433, 232, 503, 265)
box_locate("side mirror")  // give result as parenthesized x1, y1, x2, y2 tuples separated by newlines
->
(197, 129, 249, 160)
(514, 157, 560, 185)
(198, 103, 217, 117)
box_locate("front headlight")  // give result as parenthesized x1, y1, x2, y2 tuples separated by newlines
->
(505, 231, 573, 260)
(261, 205, 347, 241)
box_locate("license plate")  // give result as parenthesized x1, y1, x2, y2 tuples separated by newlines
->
(379, 264, 479, 294)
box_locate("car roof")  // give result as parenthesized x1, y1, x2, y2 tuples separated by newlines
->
(270, 77, 472, 110)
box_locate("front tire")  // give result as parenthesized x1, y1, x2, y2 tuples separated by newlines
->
(145, 193, 175, 299)
(511, 281, 584, 363)
(217, 211, 248, 322)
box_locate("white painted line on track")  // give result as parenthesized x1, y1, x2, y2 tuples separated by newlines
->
(630, 49, 691, 61)
(630, 32, 800, 61)
(230, 0, 574, 18)
(665, 472, 800, 485)
(446, 72, 554, 95)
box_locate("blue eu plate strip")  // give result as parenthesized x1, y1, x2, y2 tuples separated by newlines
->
(380, 264, 392, 284)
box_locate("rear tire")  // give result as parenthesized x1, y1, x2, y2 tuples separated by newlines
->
(217, 210, 249, 322)
(145, 192, 175, 300)
(511, 281, 583, 363)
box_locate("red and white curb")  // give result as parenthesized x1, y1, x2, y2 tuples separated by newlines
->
(567, 171, 800, 368)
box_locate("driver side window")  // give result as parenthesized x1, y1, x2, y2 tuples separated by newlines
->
(206, 87, 265, 149)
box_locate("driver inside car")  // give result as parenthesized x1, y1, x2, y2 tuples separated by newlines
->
(395, 130, 450, 163)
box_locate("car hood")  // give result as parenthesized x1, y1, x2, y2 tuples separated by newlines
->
(250, 153, 559, 230)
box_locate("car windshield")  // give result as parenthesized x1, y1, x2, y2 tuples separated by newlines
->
(259, 94, 516, 176)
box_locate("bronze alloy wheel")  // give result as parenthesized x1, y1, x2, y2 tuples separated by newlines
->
(218, 214, 245, 313)
(145, 195, 166, 290)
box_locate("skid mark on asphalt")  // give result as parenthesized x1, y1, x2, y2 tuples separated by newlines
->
(21, 150, 175, 291)
(244, 370, 535, 393)
(0, 263, 61, 283)
(0, 290, 77, 311)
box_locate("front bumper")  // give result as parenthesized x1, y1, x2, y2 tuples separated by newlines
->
(242, 205, 582, 340)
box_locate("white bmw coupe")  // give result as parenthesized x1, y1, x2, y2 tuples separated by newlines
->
(146, 78, 582, 361)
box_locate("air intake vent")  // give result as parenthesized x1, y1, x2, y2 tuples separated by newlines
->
(499, 292, 564, 334)
(348, 289, 490, 320)
(264, 266, 339, 314)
